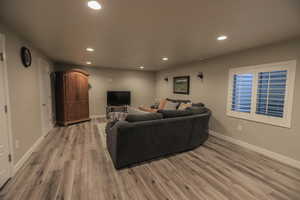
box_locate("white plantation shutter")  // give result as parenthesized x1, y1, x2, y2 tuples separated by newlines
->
(231, 74, 253, 113)
(227, 60, 296, 128)
(256, 70, 287, 118)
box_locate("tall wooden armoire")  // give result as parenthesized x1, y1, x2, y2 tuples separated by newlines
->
(55, 69, 90, 126)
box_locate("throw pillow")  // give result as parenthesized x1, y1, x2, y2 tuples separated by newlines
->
(150, 99, 160, 109)
(164, 100, 179, 110)
(158, 99, 167, 110)
(178, 103, 192, 110)
(167, 98, 191, 109)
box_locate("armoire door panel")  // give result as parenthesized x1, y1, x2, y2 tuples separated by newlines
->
(77, 74, 88, 101)
(66, 102, 77, 122)
(79, 101, 89, 119)
(65, 73, 78, 101)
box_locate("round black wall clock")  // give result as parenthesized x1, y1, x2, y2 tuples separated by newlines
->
(20, 47, 32, 68)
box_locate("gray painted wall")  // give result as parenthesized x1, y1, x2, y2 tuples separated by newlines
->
(0, 23, 54, 164)
(156, 39, 300, 161)
(55, 65, 156, 116)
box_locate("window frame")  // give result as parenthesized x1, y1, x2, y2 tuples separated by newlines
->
(226, 60, 296, 128)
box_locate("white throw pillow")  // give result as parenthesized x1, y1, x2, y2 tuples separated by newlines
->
(164, 101, 179, 110)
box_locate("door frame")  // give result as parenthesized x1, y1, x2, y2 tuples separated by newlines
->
(38, 58, 54, 136)
(0, 33, 14, 177)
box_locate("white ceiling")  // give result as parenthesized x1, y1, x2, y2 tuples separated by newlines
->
(1, 0, 300, 71)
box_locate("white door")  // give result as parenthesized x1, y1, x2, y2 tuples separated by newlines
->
(39, 59, 53, 136)
(0, 35, 11, 188)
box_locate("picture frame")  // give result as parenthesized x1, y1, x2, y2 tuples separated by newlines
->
(173, 76, 190, 95)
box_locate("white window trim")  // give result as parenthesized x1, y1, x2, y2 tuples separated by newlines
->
(226, 60, 296, 128)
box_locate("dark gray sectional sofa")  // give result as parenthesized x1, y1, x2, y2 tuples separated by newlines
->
(106, 103, 211, 169)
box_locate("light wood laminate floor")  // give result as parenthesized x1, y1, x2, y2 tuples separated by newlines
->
(1, 119, 300, 200)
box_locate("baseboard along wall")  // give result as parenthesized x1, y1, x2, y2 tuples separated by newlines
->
(13, 135, 44, 175)
(209, 130, 300, 170)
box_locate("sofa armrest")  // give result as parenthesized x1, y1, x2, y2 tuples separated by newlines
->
(106, 120, 130, 167)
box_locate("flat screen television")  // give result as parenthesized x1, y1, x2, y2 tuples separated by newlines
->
(107, 91, 131, 106)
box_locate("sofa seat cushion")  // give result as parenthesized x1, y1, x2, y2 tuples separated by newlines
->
(126, 113, 163, 122)
(158, 109, 193, 118)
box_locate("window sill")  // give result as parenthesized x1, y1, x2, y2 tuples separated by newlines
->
(226, 111, 291, 128)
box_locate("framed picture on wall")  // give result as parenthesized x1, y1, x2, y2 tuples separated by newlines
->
(173, 76, 190, 95)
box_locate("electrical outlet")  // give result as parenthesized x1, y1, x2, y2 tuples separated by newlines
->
(237, 124, 243, 131)
(15, 140, 20, 149)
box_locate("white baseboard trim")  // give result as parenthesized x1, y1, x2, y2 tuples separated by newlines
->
(13, 135, 44, 175)
(209, 130, 300, 170)
(90, 115, 106, 119)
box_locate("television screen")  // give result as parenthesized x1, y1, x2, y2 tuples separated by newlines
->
(107, 91, 131, 106)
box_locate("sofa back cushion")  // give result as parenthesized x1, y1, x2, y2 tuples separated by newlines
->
(192, 102, 205, 107)
(158, 109, 193, 118)
(167, 98, 191, 109)
(186, 106, 208, 115)
(126, 113, 163, 122)
(167, 98, 191, 104)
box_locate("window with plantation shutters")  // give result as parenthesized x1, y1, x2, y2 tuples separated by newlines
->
(227, 60, 296, 128)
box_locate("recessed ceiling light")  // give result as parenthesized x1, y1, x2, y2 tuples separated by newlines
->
(87, 1, 102, 10)
(162, 57, 168, 61)
(86, 47, 95, 52)
(140, 66, 144, 69)
(217, 35, 227, 41)
(86, 61, 92, 65)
